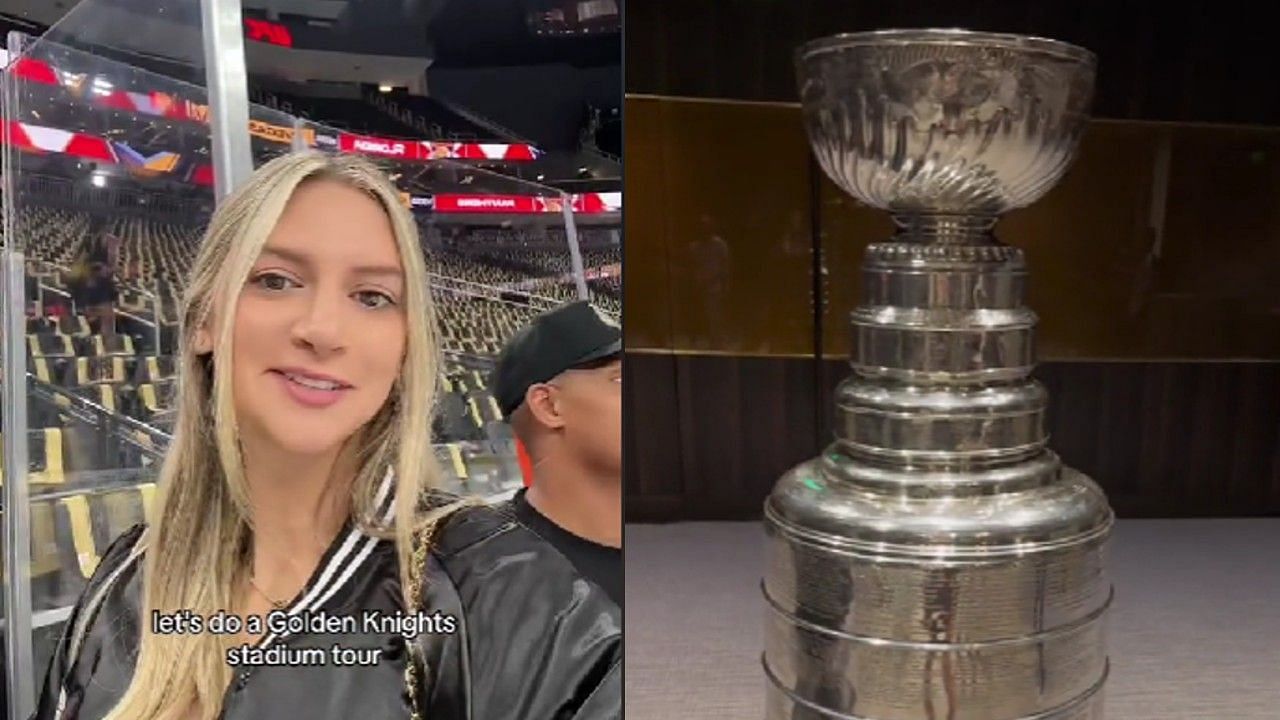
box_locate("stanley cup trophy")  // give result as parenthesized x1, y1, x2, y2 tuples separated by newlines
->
(763, 30, 1114, 720)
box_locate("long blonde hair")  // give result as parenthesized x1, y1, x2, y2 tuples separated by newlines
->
(104, 152, 453, 719)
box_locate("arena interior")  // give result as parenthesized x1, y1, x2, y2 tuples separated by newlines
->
(0, 0, 620, 707)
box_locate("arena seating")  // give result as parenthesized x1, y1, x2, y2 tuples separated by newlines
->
(368, 90, 496, 141)
(3, 200, 623, 616)
(250, 87, 498, 143)
(2, 376, 516, 615)
(250, 88, 420, 138)
(429, 226, 621, 315)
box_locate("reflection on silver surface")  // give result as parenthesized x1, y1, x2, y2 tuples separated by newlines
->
(797, 29, 1095, 217)
(765, 30, 1113, 720)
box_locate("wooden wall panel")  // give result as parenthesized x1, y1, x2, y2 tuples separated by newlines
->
(621, 6, 1280, 523)
(626, 1, 1280, 127)
(627, 352, 1280, 521)
(628, 96, 1280, 360)
(623, 353, 684, 515)
(625, 352, 819, 521)
(623, 96, 815, 356)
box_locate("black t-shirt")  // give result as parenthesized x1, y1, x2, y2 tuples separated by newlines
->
(513, 488, 622, 608)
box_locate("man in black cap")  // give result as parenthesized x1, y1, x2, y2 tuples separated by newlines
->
(491, 299, 622, 607)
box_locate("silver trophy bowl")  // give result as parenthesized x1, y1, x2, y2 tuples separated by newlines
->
(764, 30, 1113, 720)
(797, 28, 1095, 219)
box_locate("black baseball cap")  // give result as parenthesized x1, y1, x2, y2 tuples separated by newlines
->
(491, 300, 621, 418)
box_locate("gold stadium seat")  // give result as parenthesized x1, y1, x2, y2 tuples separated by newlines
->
(31, 357, 57, 384)
(31, 501, 65, 580)
(65, 356, 130, 387)
(81, 334, 136, 358)
(30, 358, 73, 415)
(436, 393, 476, 442)
(90, 485, 148, 551)
(27, 316, 55, 334)
(60, 494, 100, 578)
(1, 429, 69, 486)
(75, 384, 121, 414)
(26, 426, 135, 481)
(133, 355, 176, 384)
(55, 315, 93, 338)
(32, 498, 86, 609)
(466, 397, 484, 429)
(139, 482, 157, 523)
(434, 443, 468, 482)
(0, 497, 92, 610)
(128, 383, 168, 422)
(28, 333, 75, 359)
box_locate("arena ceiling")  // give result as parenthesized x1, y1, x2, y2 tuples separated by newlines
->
(0, 0, 619, 175)
(0, 0, 437, 86)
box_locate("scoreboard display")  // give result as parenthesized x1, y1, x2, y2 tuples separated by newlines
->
(244, 18, 293, 48)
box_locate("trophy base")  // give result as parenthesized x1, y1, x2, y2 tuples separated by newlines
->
(764, 659, 1109, 720)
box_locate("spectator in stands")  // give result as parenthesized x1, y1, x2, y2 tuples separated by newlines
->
(64, 245, 93, 315)
(67, 225, 120, 338)
(34, 153, 619, 720)
(491, 300, 622, 606)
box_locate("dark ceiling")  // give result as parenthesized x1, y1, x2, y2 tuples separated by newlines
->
(0, 0, 619, 70)
(427, 0, 618, 69)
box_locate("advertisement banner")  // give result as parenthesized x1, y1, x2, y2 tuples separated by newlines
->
(10, 55, 543, 162)
(189, 164, 215, 187)
(433, 194, 541, 213)
(337, 133, 539, 162)
(428, 193, 621, 214)
(339, 133, 415, 159)
(181, 99, 209, 123)
(419, 141, 538, 161)
(249, 119, 315, 146)
(244, 18, 294, 48)
(573, 192, 622, 213)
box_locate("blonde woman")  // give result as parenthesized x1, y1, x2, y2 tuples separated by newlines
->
(33, 152, 621, 720)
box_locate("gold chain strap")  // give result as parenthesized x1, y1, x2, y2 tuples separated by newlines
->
(404, 523, 431, 720)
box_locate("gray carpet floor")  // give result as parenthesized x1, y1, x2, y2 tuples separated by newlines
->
(624, 519, 1280, 719)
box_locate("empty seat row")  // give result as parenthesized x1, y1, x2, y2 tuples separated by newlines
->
(27, 315, 93, 338)
(0, 481, 156, 611)
(27, 332, 138, 360)
(67, 382, 174, 427)
(432, 442, 522, 497)
(30, 355, 176, 388)
(1, 427, 150, 485)
(0, 437, 516, 613)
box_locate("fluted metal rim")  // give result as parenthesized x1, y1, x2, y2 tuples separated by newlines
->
(834, 377, 1047, 414)
(851, 306, 1038, 330)
(820, 447, 1060, 493)
(828, 441, 1051, 473)
(762, 654, 1111, 720)
(764, 497, 1116, 560)
(795, 28, 1097, 67)
(762, 582, 1113, 649)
